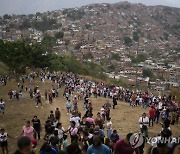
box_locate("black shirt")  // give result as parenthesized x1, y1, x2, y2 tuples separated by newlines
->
(80, 121, 90, 129)
(14, 150, 35, 154)
(50, 136, 59, 147)
(82, 137, 93, 151)
(32, 119, 41, 130)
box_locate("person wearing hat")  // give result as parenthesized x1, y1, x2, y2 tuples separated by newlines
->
(0, 128, 14, 154)
(87, 128, 111, 154)
(114, 133, 140, 154)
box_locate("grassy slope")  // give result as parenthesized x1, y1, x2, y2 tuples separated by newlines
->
(0, 79, 179, 153)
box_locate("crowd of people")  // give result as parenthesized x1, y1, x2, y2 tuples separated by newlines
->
(0, 72, 180, 154)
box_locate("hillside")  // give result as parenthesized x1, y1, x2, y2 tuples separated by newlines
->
(0, 79, 179, 153)
(0, 1, 180, 91)
(1, 2, 180, 53)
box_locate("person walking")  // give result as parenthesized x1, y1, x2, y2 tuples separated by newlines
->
(139, 113, 149, 138)
(0, 128, 14, 154)
(112, 95, 117, 109)
(0, 99, 5, 115)
(32, 116, 41, 140)
(149, 106, 155, 127)
(106, 117, 112, 139)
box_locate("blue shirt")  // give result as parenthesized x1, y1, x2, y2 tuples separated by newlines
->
(87, 144, 111, 154)
(40, 147, 58, 154)
(110, 134, 120, 143)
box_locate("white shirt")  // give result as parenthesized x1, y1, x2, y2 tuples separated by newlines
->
(106, 121, 112, 129)
(70, 116, 80, 128)
(0, 133, 8, 142)
(152, 97, 156, 103)
(88, 133, 93, 139)
(0, 101, 5, 108)
(139, 117, 149, 128)
(19, 92, 23, 97)
(101, 108, 105, 115)
(13, 91, 16, 95)
(136, 95, 140, 101)
(55, 127, 65, 139)
(139, 98, 143, 103)
(158, 102, 163, 110)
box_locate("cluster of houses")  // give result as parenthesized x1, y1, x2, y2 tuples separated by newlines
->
(0, 2, 179, 92)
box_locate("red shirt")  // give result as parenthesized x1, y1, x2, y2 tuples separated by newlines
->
(149, 108, 155, 118)
(114, 139, 134, 154)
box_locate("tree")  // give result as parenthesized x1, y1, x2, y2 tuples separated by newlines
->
(20, 19, 31, 29)
(131, 53, 147, 64)
(123, 36, 132, 46)
(0, 41, 28, 73)
(142, 68, 153, 78)
(32, 16, 58, 31)
(133, 31, 139, 42)
(41, 34, 56, 50)
(110, 53, 120, 61)
(55, 32, 64, 39)
(36, 12, 41, 16)
(65, 40, 70, 49)
(108, 64, 115, 72)
(67, 10, 85, 20)
(171, 90, 180, 102)
(0, 41, 52, 74)
(151, 49, 160, 58)
(83, 52, 93, 60)
(75, 42, 83, 50)
(85, 24, 91, 29)
(3, 14, 11, 20)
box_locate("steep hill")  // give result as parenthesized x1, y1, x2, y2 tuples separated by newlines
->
(0, 1, 180, 64)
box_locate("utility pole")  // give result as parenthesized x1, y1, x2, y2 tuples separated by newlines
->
(135, 40, 139, 91)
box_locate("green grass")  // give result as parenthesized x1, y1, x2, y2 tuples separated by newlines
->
(0, 79, 179, 153)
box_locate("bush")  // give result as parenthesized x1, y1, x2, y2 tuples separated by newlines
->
(142, 68, 153, 78)
(123, 36, 132, 46)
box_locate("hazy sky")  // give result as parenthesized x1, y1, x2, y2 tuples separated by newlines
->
(0, 0, 180, 16)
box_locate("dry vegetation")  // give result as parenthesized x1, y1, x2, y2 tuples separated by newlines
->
(0, 79, 179, 153)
